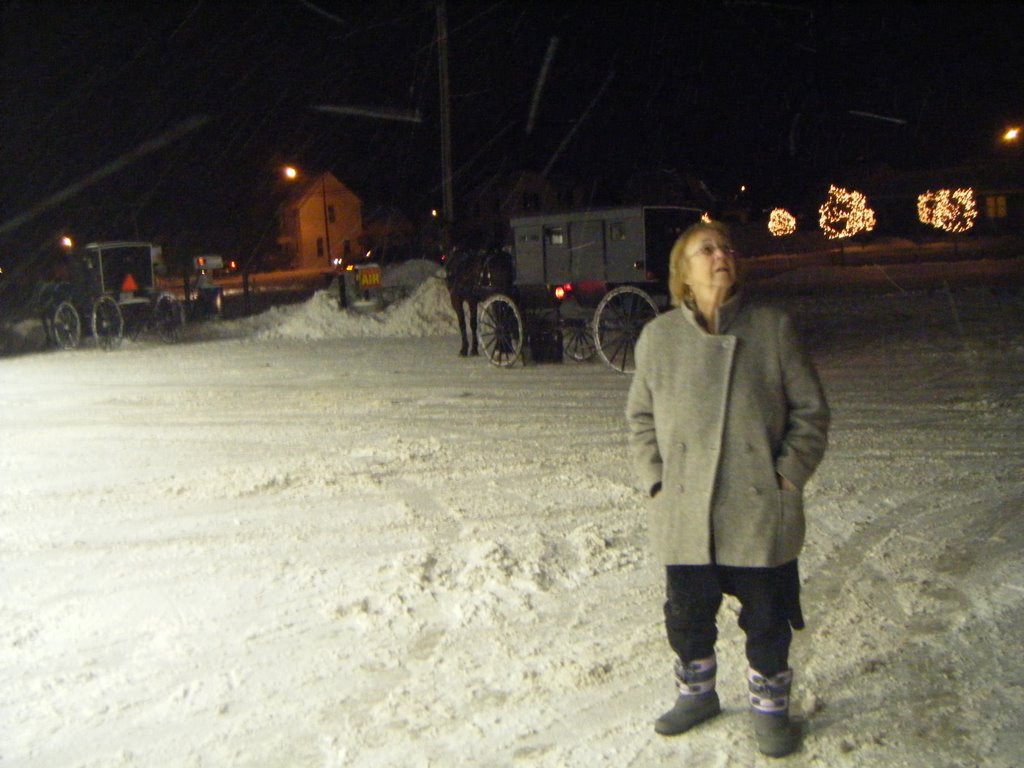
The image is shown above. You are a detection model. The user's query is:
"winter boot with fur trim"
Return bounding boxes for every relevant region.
[654,655,721,735]
[748,667,801,757]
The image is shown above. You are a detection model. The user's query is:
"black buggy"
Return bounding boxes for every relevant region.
[477,205,703,373]
[39,241,184,350]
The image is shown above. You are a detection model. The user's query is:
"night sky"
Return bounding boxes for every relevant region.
[1,0,1022,265]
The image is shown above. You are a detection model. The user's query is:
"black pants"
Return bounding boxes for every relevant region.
[664,561,803,678]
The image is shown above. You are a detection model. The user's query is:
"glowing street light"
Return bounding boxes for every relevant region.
[283,165,298,179]
[1003,127,1020,142]
[60,235,74,249]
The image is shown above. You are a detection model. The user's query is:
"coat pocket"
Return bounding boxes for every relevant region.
[776,489,806,563]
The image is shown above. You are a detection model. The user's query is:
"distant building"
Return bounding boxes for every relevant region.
[620,167,716,213]
[277,172,363,269]
[361,206,421,264]
[460,170,587,249]
[841,159,1024,236]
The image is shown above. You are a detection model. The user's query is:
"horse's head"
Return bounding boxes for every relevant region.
[445,246,477,282]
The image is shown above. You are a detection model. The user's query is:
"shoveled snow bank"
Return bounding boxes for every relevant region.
[247,260,456,341]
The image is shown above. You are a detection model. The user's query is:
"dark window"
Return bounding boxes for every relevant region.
[328,205,337,223]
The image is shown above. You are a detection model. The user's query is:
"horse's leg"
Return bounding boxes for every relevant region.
[468,298,479,355]
[452,295,469,356]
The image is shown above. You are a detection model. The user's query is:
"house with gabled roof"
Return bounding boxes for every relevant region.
[277,172,363,269]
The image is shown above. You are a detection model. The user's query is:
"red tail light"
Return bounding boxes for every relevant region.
[553,283,573,301]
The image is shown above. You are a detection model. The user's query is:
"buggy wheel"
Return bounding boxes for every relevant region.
[477,293,524,367]
[126,314,145,341]
[562,319,596,362]
[154,293,185,343]
[91,296,124,350]
[593,286,658,373]
[50,301,81,350]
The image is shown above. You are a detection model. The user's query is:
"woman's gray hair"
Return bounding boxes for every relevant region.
[667,219,739,307]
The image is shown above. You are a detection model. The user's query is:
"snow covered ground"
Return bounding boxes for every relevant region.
[2,261,1023,767]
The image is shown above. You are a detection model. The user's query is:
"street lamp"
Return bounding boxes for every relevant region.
[1003,127,1020,142]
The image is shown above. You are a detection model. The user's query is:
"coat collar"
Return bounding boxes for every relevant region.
[679,291,744,335]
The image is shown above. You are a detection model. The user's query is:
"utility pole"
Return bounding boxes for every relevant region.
[320,173,333,265]
[436,0,454,256]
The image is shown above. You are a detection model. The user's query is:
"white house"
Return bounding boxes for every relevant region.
[278,172,363,269]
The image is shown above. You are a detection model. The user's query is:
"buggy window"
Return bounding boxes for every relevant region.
[90,245,154,294]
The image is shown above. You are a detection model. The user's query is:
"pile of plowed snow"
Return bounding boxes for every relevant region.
[226,260,458,341]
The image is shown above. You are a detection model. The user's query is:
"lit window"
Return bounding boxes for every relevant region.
[986,195,1007,219]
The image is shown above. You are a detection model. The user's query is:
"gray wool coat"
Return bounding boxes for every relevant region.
[625,294,829,568]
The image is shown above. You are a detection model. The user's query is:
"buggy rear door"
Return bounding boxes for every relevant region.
[569,219,605,282]
[542,224,570,283]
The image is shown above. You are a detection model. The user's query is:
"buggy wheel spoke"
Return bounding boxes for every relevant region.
[562,320,596,362]
[154,294,185,343]
[477,294,523,368]
[91,296,124,351]
[50,301,81,350]
[593,286,658,373]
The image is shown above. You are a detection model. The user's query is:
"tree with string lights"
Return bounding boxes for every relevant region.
[917,188,977,233]
[768,208,797,236]
[918,187,977,255]
[818,185,876,241]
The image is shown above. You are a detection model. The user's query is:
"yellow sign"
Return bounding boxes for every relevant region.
[357,266,381,289]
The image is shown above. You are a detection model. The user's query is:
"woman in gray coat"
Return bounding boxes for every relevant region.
[626,220,829,758]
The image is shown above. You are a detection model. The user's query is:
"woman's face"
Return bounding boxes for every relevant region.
[684,230,736,292]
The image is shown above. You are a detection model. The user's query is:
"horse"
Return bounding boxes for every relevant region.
[444,247,514,356]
